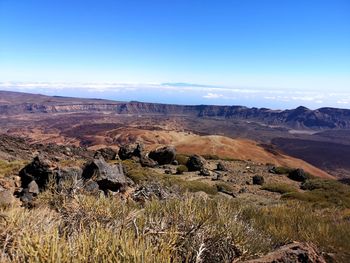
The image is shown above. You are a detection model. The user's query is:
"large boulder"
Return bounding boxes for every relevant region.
[186,155,206,171]
[149,146,176,165]
[245,242,327,263]
[118,143,144,160]
[82,158,133,192]
[94,147,118,161]
[19,156,54,189]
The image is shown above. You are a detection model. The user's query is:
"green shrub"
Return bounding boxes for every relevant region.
[175,154,189,165]
[176,165,188,174]
[271,166,293,174]
[282,179,350,208]
[262,183,298,194]
[202,154,220,160]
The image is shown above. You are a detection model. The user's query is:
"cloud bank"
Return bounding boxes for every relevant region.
[0,81,349,109]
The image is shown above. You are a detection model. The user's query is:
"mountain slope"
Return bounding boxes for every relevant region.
[1,90,350,129]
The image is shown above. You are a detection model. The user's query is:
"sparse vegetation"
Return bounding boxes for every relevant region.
[176,165,188,174]
[216,182,234,193]
[175,154,189,165]
[282,179,350,208]
[271,166,293,174]
[0,160,27,177]
[262,183,298,194]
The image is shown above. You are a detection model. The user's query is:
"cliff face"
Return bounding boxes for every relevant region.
[1,90,350,129]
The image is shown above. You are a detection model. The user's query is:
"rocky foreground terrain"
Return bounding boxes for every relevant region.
[0,133,350,262]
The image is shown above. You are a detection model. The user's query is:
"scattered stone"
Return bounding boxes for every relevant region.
[252,175,265,185]
[149,146,176,165]
[94,147,118,161]
[186,155,206,171]
[19,188,34,205]
[239,187,248,194]
[244,242,327,263]
[140,155,158,168]
[0,190,16,208]
[199,168,211,177]
[27,181,39,195]
[165,169,172,175]
[82,158,133,192]
[288,168,308,182]
[216,162,228,171]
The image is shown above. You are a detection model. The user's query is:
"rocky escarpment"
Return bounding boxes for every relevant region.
[2,90,350,129]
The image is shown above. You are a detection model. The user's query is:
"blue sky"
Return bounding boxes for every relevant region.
[0,0,349,108]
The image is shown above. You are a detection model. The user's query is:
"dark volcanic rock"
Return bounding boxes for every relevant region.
[252,175,265,185]
[19,156,54,189]
[118,143,144,160]
[245,242,327,263]
[149,146,176,165]
[95,147,118,161]
[288,168,308,182]
[82,158,133,192]
[140,155,158,168]
[216,162,228,171]
[186,155,206,171]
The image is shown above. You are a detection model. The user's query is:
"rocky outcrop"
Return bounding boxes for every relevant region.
[245,242,327,263]
[82,158,133,192]
[118,143,144,160]
[149,146,176,165]
[186,155,206,172]
[19,156,55,189]
[94,147,118,161]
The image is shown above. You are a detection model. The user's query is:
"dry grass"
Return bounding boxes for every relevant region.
[0,192,272,263]
[0,160,27,178]
[262,183,298,194]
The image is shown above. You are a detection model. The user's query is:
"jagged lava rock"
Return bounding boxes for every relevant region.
[118,143,144,160]
[186,155,206,171]
[94,147,118,161]
[82,158,133,192]
[19,156,54,189]
[149,146,176,165]
[216,161,228,171]
[140,155,158,168]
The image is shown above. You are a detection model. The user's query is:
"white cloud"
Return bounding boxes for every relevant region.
[203,93,223,99]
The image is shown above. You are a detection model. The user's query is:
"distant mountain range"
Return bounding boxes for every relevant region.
[1,90,350,130]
